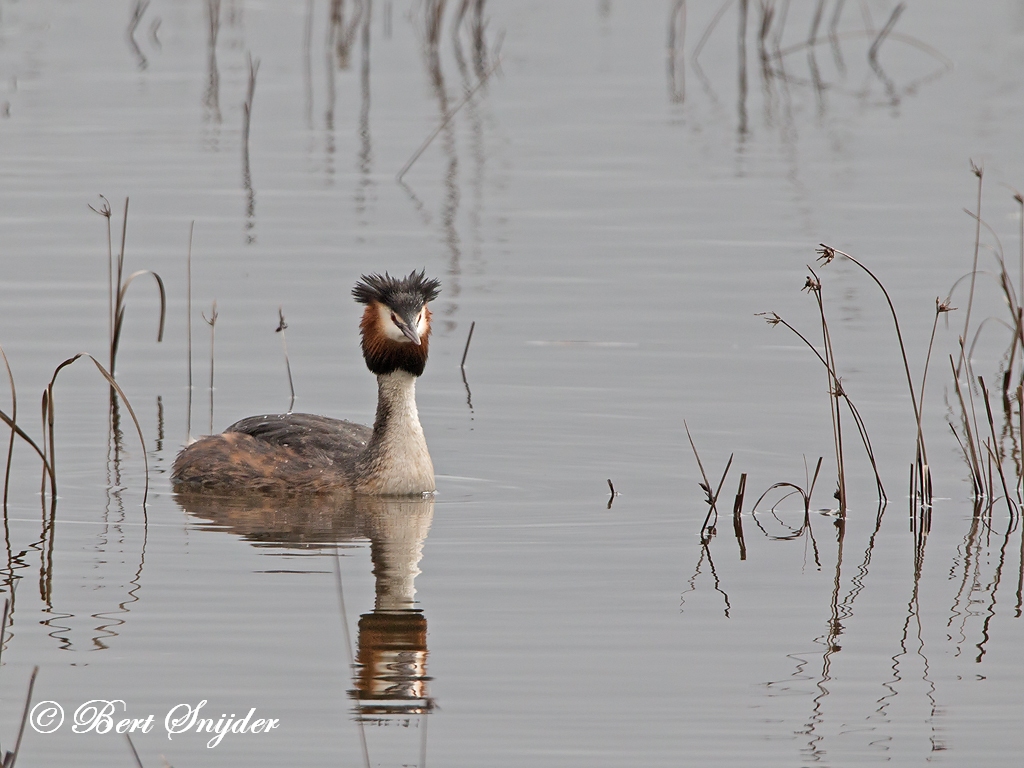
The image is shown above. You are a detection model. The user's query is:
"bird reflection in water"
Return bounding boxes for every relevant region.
[174,491,435,756]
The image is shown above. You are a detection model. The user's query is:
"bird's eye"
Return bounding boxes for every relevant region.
[390,313,399,325]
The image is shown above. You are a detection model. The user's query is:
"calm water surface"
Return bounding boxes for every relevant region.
[1,1,1023,765]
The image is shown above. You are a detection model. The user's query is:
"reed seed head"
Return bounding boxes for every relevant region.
[815,245,837,264]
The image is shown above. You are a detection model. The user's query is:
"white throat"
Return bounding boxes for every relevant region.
[357,370,435,495]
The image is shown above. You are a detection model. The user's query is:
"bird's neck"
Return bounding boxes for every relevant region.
[357,370,435,495]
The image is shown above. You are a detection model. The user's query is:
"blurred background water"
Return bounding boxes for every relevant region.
[1,0,1023,765]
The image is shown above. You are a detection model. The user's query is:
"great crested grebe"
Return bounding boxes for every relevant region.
[172,270,441,496]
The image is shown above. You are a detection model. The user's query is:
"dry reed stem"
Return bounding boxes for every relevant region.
[750,480,812,516]
[950,354,984,496]
[125,734,144,768]
[732,472,747,560]
[1015,189,1024,314]
[684,421,732,541]
[98,198,166,379]
[0,411,50,477]
[186,222,195,442]
[817,246,921,439]
[759,311,885,499]
[42,355,150,507]
[959,341,987,485]
[3,666,37,768]
[203,301,218,433]
[960,161,985,368]
[0,599,7,670]
[275,308,295,413]
[397,55,501,182]
[818,244,929,501]
[1019,384,1024,500]
[0,347,15,511]
[804,266,847,513]
[980,377,1017,517]
[88,196,115,349]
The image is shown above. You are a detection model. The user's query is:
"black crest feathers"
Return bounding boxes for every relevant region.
[352,270,441,310]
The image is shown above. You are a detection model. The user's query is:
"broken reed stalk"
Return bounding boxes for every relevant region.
[460,320,475,369]
[276,308,295,413]
[684,421,733,542]
[818,244,929,502]
[41,354,150,507]
[759,311,885,500]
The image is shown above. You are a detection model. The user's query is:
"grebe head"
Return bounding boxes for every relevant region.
[353,270,441,376]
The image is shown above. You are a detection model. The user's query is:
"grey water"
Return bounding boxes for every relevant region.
[0,0,1023,765]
